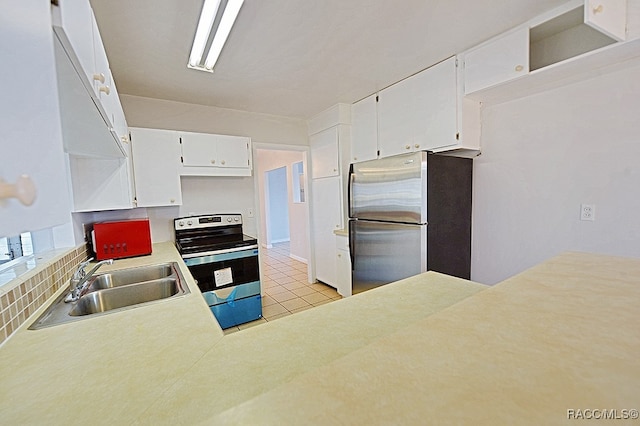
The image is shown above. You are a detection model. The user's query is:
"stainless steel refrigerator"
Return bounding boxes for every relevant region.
[348,151,472,294]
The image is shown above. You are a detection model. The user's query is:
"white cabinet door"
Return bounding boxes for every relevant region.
[180,132,251,175]
[91,14,112,103]
[54,0,94,85]
[181,132,217,167]
[377,73,416,158]
[310,127,340,179]
[1,1,71,237]
[130,128,182,207]
[419,57,458,151]
[311,176,343,288]
[216,135,251,169]
[585,0,627,41]
[464,27,529,94]
[335,234,352,297]
[351,95,378,163]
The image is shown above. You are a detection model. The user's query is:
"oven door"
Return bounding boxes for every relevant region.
[183,247,259,293]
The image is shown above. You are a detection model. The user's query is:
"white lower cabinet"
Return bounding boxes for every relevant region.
[130,128,182,207]
[311,176,343,288]
[335,233,352,297]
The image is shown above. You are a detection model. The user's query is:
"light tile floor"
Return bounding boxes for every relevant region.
[224,242,341,334]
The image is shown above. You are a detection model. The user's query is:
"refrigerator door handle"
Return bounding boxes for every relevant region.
[347,163,355,218]
[348,220,355,269]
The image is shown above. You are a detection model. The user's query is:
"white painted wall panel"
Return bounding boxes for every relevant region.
[472,62,640,284]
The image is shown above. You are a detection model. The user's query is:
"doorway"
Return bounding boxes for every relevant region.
[254,146,310,265]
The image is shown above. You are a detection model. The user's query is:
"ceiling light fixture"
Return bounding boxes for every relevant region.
[187,0,244,73]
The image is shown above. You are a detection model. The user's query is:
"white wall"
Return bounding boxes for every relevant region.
[85,95,309,242]
[255,148,309,262]
[471,63,640,284]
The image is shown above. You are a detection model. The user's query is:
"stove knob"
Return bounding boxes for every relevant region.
[227,217,232,222]
[187,220,193,226]
[234,217,240,222]
[178,221,184,227]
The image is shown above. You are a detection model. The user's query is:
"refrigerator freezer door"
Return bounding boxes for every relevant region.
[349,151,427,224]
[350,219,427,294]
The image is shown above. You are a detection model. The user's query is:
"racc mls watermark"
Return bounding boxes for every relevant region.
[567,408,639,420]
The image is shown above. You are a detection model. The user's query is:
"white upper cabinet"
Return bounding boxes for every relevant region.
[1,1,71,237]
[52,0,127,158]
[179,132,252,176]
[350,94,378,163]
[464,28,530,95]
[463,0,629,101]
[418,57,458,151]
[310,127,340,179]
[130,128,182,207]
[585,0,627,41]
[377,71,418,158]
[378,57,475,157]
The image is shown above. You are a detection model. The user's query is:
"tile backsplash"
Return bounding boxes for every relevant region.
[0,245,89,345]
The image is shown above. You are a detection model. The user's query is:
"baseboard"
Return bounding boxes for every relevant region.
[270,238,290,244]
[289,253,307,264]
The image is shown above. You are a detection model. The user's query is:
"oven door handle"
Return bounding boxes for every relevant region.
[183,246,259,267]
[181,244,259,260]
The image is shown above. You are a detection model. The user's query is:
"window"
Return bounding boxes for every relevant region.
[292,161,305,203]
[0,232,33,266]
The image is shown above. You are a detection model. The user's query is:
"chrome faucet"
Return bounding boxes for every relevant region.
[64,258,113,302]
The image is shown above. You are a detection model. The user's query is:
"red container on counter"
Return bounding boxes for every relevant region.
[91,219,152,260]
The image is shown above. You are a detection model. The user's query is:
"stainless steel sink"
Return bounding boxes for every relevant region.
[70,278,181,316]
[29,262,190,329]
[86,264,174,291]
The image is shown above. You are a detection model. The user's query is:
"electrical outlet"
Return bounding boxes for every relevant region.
[247,208,254,218]
[580,204,595,221]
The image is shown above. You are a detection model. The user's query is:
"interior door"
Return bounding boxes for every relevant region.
[350,219,427,294]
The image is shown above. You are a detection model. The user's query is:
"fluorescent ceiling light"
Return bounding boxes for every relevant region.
[188,0,244,73]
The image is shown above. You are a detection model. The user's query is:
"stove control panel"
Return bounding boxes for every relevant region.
[175,214,243,230]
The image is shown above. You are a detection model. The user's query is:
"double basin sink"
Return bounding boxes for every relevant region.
[29,262,190,329]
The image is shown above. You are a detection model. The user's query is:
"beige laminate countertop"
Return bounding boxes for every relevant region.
[2,246,639,425]
[0,242,485,425]
[214,252,640,425]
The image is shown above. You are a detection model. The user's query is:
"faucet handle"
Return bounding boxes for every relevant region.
[73,257,94,280]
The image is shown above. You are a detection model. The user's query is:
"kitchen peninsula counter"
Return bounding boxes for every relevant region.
[1,245,638,425]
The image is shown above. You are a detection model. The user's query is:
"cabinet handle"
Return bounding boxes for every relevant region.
[99,85,111,95]
[0,175,36,206]
[593,4,604,14]
[121,136,128,144]
[170,199,175,203]
[405,145,411,150]
[93,73,106,84]
[337,253,342,258]
[515,65,524,72]
[353,157,358,161]
[221,160,226,165]
[414,144,420,149]
[333,168,337,172]
[211,159,216,164]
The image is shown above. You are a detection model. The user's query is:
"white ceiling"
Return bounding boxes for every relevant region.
[90,0,568,120]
